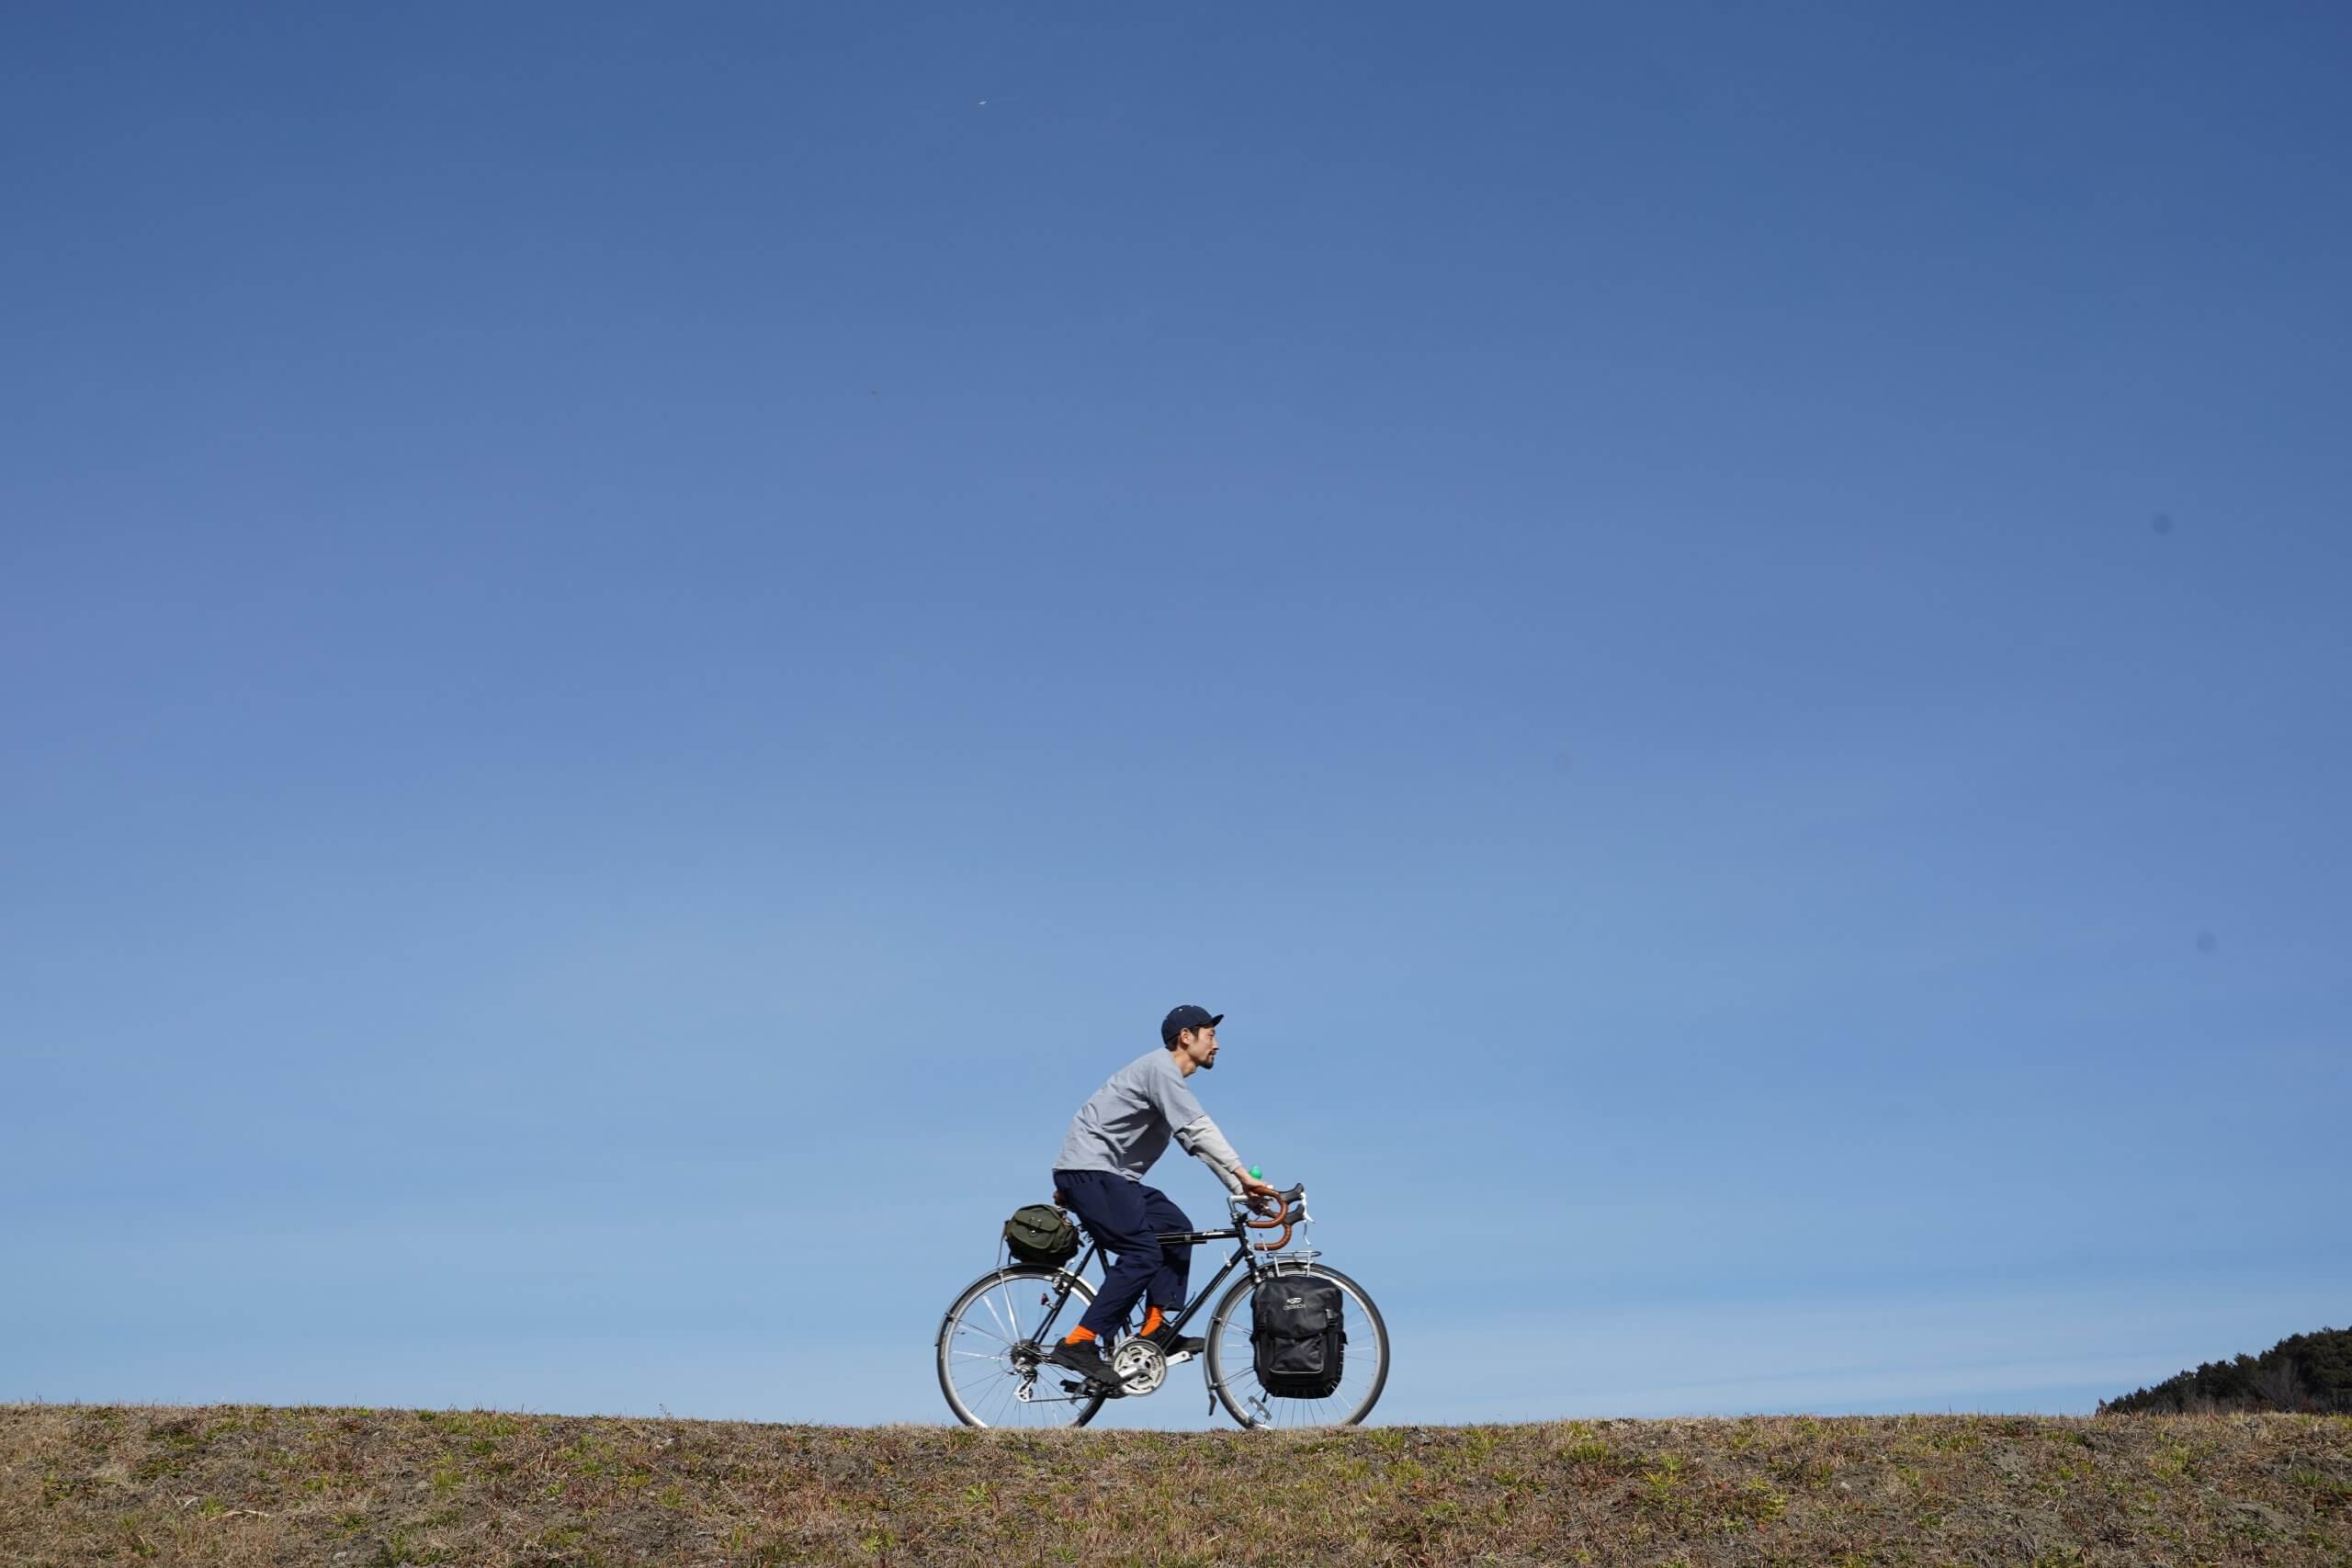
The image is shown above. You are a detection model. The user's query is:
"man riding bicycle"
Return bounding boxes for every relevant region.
[1045,1004,1283,1388]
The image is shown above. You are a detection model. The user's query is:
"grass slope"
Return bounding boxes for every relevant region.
[5,1405,2350,1566]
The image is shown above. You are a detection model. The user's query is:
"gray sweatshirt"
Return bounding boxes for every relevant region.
[1055,1048,1246,1193]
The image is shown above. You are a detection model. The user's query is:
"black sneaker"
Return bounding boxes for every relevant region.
[1142,1324,1205,1359]
[1044,1340,1123,1393]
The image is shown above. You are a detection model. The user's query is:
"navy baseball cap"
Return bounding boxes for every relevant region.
[1160,1004,1224,1043]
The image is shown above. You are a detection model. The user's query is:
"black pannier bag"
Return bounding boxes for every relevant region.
[1251,1272,1346,1397]
[1003,1203,1080,1267]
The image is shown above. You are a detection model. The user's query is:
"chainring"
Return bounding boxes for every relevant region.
[1111,1338,1167,1397]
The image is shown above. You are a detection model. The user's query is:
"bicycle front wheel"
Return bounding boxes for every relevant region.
[1205,1261,1389,1429]
[936,1266,1108,1428]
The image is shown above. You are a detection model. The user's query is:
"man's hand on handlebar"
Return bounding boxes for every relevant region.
[1237,1171,1283,1213]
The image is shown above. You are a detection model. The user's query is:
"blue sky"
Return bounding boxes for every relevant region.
[4,2,2347,1427]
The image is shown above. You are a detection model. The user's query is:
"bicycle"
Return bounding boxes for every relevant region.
[935,1183,1389,1428]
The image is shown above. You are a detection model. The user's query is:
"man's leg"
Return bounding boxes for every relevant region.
[1054,1171,1159,1342]
[1136,1185,1193,1320]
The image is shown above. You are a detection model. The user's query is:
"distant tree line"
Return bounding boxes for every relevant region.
[2100,1326,2352,1415]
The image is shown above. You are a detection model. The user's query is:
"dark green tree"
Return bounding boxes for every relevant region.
[2100,1326,2352,1414]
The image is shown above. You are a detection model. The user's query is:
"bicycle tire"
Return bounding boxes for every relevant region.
[936,1265,1110,1428]
[1204,1261,1388,1429]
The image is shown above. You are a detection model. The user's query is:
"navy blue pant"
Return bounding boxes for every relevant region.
[1053,1169,1193,1339]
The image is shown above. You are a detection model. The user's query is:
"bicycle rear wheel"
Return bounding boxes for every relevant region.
[1204,1261,1388,1428]
[936,1266,1109,1427]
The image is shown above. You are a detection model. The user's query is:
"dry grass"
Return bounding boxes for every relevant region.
[4,1404,2348,1565]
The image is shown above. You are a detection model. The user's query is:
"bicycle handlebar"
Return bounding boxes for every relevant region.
[1229,1182,1305,1206]
[1230,1183,1309,1250]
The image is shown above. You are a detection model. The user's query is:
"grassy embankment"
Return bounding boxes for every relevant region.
[5,1404,2349,1565]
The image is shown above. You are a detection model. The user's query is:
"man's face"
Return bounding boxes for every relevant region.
[1179,1025,1219,1069]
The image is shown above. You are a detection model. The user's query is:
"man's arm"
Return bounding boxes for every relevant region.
[1156,1061,1282,1205]
[1172,1114,1249,1193]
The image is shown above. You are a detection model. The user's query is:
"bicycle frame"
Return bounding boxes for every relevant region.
[1026,1211,1300,1348]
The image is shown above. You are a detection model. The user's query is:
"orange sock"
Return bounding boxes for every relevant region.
[1062,1325,1097,1345]
[1139,1306,1165,1337]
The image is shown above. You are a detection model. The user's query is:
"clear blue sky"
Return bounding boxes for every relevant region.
[5,3,2347,1427]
